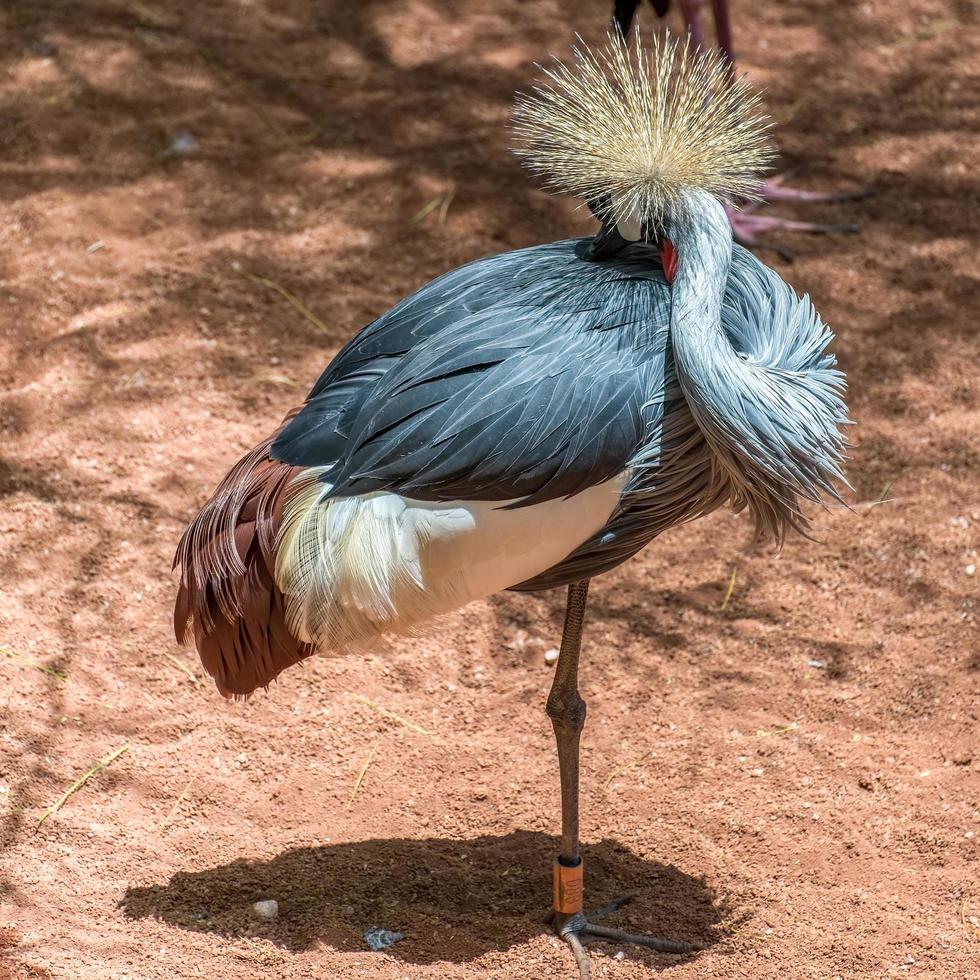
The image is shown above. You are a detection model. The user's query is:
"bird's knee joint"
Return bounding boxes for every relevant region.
[547,691,587,733]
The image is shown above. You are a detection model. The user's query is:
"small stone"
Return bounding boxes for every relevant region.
[364,927,403,951]
[252,900,279,921]
[31,40,58,57]
[544,648,559,667]
[808,658,826,669]
[165,128,199,157]
[966,564,976,577]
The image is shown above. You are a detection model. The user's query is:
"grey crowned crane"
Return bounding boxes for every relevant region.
[174,33,848,976]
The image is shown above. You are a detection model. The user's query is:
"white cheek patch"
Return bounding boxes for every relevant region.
[612,195,643,242]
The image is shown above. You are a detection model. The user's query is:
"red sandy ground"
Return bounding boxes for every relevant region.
[0,1,977,978]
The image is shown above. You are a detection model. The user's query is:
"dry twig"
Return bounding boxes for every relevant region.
[37,744,130,829]
[754,723,799,738]
[1,645,68,683]
[347,739,381,807]
[721,568,737,611]
[350,693,432,736]
[604,749,655,790]
[410,186,455,225]
[159,776,196,830]
[164,652,199,686]
[239,270,329,333]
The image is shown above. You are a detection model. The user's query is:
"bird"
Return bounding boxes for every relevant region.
[173,31,848,978]
[613,0,870,257]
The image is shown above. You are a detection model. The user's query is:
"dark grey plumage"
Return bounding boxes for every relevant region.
[272,234,846,593]
[274,240,668,507]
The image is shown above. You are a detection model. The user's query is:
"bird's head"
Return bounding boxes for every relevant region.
[512,32,775,280]
[584,192,676,276]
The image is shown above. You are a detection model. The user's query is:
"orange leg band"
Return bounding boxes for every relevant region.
[552,858,584,915]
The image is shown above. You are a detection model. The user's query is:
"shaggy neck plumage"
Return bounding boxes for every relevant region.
[668,189,735,369]
[667,188,847,542]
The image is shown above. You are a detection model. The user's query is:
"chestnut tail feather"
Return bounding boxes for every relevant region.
[173,413,315,698]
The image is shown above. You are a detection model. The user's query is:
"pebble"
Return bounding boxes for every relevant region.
[252,900,279,921]
[31,40,59,57]
[364,927,403,951]
[544,648,559,666]
[166,128,200,157]
[966,564,976,577]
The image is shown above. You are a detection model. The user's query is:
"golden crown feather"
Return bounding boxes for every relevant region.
[512,31,777,226]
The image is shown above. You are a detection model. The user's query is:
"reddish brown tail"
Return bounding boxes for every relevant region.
[173,414,315,698]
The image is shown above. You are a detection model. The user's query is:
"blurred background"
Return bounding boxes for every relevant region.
[0,2,977,978]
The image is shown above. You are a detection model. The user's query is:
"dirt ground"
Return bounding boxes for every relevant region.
[0,1,977,978]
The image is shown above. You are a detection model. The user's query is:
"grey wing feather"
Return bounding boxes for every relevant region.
[273,240,673,510]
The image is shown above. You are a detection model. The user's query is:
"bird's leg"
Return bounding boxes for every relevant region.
[710,0,735,67]
[546,581,698,979]
[677,0,709,53]
[675,0,872,253]
[725,199,862,262]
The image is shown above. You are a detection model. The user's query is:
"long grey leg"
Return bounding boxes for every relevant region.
[545,582,700,976]
[547,579,590,873]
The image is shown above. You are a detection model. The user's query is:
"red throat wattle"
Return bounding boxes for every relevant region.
[661,238,678,284]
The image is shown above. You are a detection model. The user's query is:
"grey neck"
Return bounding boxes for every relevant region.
[668,188,734,366]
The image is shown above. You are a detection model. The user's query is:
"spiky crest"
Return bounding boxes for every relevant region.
[512,32,776,226]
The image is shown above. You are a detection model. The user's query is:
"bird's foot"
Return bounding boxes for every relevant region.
[728,178,873,261]
[550,897,699,979]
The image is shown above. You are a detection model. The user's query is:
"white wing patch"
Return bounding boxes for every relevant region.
[275,471,627,653]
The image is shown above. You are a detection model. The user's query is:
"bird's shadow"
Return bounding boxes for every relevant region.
[122,831,732,966]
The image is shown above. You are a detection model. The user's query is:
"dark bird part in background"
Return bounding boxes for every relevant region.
[613,0,872,259]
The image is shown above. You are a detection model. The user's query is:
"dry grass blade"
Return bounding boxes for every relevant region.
[164,652,199,686]
[2,645,68,683]
[755,722,799,738]
[239,270,329,333]
[36,744,130,829]
[350,692,433,736]
[347,738,381,807]
[721,568,737,611]
[961,898,980,939]
[159,776,196,830]
[410,186,455,225]
[410,196,442,223]
[603,749,655,790]
[436,186,455,224]
[773,92,814,126]
[859,478,897,516]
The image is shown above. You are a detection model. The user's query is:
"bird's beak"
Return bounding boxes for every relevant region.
[589,219,630,261]
[660,238,678,284]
